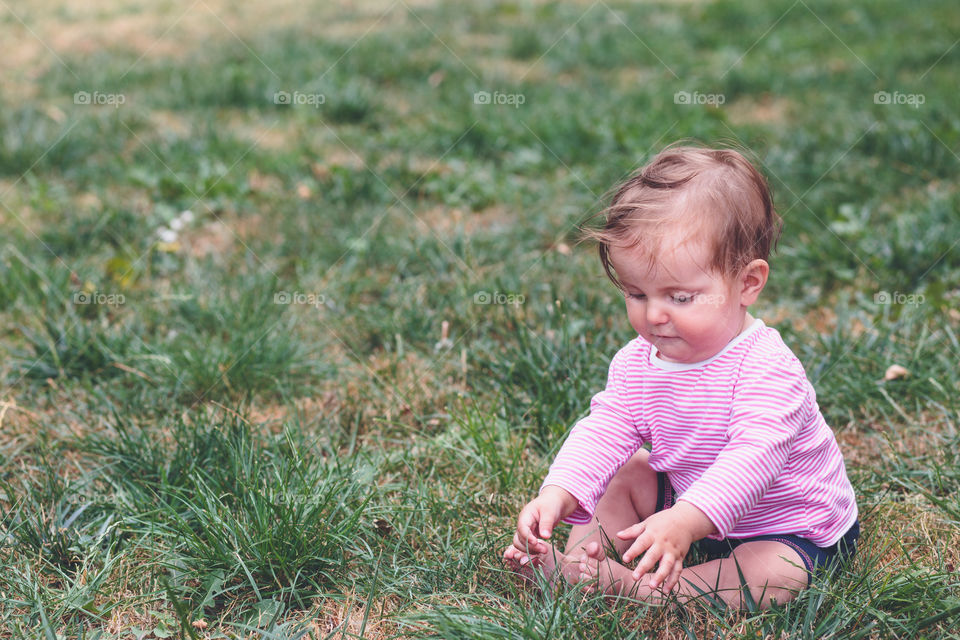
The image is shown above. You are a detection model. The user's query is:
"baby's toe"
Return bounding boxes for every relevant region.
[576,563,599,591]
[583,541,606,561]
[502,546,523,566]
[569,553,591,576]
[503,546,541,581]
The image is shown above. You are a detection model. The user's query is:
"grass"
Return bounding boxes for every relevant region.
[1,0,960,637]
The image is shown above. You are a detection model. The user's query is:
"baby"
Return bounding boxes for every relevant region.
[503,145,859,609]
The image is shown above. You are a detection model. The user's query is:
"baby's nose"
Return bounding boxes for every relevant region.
[646,301,669,325]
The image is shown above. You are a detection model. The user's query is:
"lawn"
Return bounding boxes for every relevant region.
[1,0,960,637]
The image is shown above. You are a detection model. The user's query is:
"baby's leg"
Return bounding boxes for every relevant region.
[564,448,659,557]
[504,448,660,595]
[576,539,808,607]
[559,448,659,595]
[676,540,808,609]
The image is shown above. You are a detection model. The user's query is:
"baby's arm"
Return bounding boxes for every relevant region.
[616,500,717,592]
[510,344,642,557]
[540,344,643,523]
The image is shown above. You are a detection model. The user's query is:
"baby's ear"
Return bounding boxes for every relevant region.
[738,259,769,305]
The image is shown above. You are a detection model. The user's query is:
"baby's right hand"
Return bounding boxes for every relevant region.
[512,485,578,555]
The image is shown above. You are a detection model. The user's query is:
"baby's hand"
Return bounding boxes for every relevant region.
[512,485,578,556]
[616,501,716,594]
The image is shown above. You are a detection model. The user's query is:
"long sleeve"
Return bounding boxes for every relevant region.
[540,344,644,524]
[677,353,807,539]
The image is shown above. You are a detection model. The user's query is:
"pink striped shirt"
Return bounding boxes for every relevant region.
[543,318,858,546]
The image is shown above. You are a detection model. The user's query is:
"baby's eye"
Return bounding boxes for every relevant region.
[627,292,646,300]
[672,293,694,304]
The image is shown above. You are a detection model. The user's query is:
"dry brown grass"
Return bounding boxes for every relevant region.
[416,203,517,236]
[310,593,402,639]
[726,95,794,127]
[1,0,307,66]
[861,498,959,571]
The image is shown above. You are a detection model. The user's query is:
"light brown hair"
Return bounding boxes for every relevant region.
[584,144,782,289]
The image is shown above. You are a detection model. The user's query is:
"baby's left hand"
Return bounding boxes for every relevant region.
[616,501,716,594]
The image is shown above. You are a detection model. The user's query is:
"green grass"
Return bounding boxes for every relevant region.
[2,0,960,637]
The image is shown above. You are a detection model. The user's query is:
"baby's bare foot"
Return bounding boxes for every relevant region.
[502,542,585,593]
[502,544,538,581]
[575,541,647,598]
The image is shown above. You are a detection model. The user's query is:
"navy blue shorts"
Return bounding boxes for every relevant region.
[655,472,859,585]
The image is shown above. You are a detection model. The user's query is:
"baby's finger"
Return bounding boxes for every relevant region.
[661,559,684,594]
[514,531,542,555]
[516,513,545,551]
[513,531,536,554]
[632,544,661,579]
[647,552,675,590]
[517,509,537,540]
[512,532,525,551]
[622,533,652,564]
[538,510,558,540]
[616,522,645,540]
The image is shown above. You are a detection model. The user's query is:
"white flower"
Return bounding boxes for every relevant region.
[157,227,178,243]
[178,209,195,224]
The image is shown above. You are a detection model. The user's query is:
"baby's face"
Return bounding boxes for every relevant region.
[609,237,749,363]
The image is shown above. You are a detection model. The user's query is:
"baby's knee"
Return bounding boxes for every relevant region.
[727,543,808,608]
[606,450,657,507]
[608,449,655,490]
